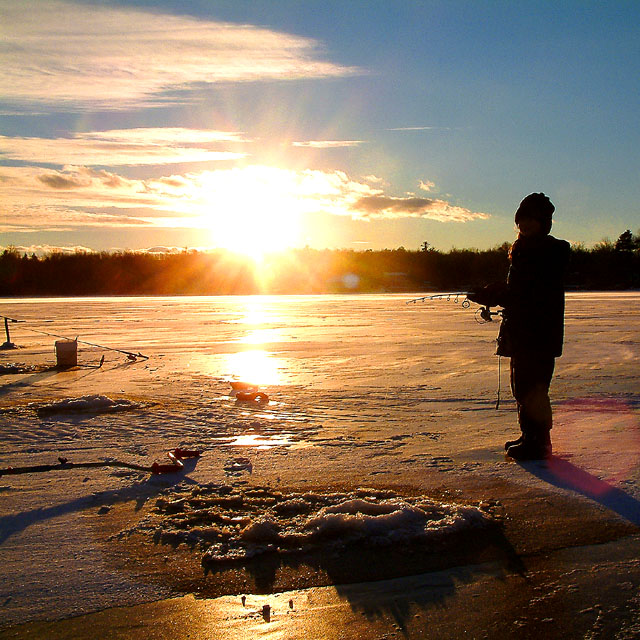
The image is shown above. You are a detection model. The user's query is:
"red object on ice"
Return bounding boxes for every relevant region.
[150,448,201,474]
[173,448,200,459]
[235,391,269,404]
[151,461,182,474]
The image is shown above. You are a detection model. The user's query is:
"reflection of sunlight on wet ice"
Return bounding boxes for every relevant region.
[236,298,273,326]
[225,433,294,449]
[240,328,282,344]
[226,349,285,386]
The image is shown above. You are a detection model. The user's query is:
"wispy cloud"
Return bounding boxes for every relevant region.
[0,128,248,166]
[292,140,366,148]
[362,175,387,186]
[0,0,361,109]
[0,165,488,234]
[387,126,451,131]
[1,204,151,233]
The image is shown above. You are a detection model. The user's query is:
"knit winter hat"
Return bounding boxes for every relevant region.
[515,192,554,234]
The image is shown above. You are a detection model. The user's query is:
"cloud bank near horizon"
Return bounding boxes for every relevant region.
[0,244,200,256]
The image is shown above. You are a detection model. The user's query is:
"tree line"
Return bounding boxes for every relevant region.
[1,230,638,296]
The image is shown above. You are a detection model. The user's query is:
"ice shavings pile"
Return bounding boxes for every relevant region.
[121,485,493,565]
[33,395,142,416]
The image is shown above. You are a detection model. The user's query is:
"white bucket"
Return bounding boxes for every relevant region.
[55,339,78,367]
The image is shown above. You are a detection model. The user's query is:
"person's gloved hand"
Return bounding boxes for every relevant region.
[467,282,506,306]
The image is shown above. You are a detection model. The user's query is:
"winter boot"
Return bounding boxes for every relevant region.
[507,432,551,460]
[504,434,523,451]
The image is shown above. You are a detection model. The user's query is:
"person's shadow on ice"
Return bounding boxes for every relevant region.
[520,456,640,526]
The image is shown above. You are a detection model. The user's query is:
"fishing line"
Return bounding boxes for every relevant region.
[0,314,149,361]
[496,356,502,409]
[406,294,505,408]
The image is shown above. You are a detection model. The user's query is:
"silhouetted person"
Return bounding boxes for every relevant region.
[469,193,570,460]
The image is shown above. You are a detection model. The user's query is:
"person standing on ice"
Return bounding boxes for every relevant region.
[468,193,570,460]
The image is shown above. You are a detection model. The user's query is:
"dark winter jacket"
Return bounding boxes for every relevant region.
[471,234,571,358]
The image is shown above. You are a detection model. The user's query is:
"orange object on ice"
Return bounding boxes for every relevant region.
[235,391,269,404]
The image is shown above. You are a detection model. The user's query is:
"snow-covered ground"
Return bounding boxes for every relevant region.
[0,293,639,634]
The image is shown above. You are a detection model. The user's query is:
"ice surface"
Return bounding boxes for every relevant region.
[0,293,638,626]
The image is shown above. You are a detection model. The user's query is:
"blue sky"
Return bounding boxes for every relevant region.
[1,0,638,255]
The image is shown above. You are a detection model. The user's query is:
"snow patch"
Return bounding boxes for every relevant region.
[33,395,142,416]
[0,363,41,374]
[121,485,492,566]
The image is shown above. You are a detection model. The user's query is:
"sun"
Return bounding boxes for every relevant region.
[196,166,305,259]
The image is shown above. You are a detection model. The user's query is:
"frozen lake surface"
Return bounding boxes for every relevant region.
[1,292,638,456]
[0,292,639,627]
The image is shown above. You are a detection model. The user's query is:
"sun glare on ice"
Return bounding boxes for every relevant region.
[225,349,284,386]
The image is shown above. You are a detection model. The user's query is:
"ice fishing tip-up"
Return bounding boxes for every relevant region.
[1,315,22,350]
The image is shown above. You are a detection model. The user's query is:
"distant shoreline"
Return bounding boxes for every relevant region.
[2,244,638,296]
[2,288,640,301]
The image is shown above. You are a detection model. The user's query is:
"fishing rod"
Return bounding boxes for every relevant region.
[406,292,471,307]
[406,293,502,324]
[0,314,149,361]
